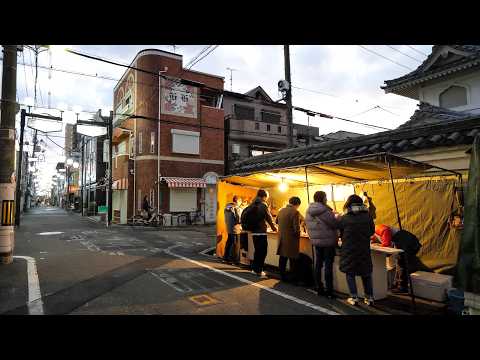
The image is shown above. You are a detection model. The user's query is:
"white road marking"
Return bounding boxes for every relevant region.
[37,232,64,235]
[13,256,44,315]
[149,271,190,293]
[163,246,339,315]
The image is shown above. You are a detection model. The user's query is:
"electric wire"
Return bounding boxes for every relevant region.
[358,45,414,70]
[385,45,422,63]
[407,45,429,57]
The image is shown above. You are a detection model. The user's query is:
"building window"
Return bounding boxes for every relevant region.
[277,126,282,133]
[232,143,240,155]
[129,136,135,158]
[171,129,200,155]
[255,122,260,130]
[261,110,281,124]
[251,149,272,157]
[266,124,271,132]
[439,85,468,108]
[150,132,155,154]
[138,131,143,154]
[234,104,255,120]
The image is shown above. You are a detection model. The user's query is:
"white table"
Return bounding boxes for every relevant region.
[240,232,403,300]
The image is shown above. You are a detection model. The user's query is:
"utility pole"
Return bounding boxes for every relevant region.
[15,110,26,226]
[284,45,294,148]
[80,136,85,216]
[0,45,18,264]
[107,111,113,227]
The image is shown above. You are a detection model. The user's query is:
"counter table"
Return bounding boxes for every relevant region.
[239,231,403,300]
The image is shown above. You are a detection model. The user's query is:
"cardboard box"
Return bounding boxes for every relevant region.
[411,271,453,302]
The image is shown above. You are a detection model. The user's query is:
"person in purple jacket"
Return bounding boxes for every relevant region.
[305,191,339,299]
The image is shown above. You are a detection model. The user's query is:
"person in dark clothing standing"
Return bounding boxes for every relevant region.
[142,195,151,218]
[276,197,302,283]
[223,195,242,263]
[241,189,277,278]
[391,229,421,293]
[305,191,339,298]
[338,194,376,306]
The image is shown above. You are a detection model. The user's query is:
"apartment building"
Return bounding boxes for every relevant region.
[112,49,224,224]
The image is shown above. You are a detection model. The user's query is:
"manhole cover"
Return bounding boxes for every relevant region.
[189,294,220,306]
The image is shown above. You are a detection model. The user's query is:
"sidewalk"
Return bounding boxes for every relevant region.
[0,257,29,313]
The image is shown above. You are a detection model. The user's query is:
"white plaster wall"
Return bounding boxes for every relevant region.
[419,72,480,114]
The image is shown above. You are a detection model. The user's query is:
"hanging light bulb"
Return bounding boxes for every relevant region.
[278,178,288,192]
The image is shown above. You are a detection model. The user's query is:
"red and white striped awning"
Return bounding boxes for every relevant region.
[161,177,207,188]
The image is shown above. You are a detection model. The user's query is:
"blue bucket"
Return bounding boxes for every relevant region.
[447,288,465,314]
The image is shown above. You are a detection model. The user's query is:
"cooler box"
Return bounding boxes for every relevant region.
[410,271,453,302]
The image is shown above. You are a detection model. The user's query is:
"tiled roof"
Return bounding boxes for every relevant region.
[398,102,477,128]
[230,116,480,174]
[382,45,480,92]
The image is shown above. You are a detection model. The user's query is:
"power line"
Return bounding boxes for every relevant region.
[350,106,378,118]
[291,85,411,111]
[187,45,219,69]
[184,46,212,69]
[407,45,429,57]
[385,45,422,62]
[358,45,414,71]
[0,57,221,101]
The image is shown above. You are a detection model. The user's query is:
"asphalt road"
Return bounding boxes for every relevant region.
[0,207,393,315]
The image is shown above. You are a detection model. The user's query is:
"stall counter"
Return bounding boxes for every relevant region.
[239,231,403,300]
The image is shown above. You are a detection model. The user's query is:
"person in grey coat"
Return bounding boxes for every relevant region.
[338,194,375,306]
[305,191,339,298]
[223,195,241,263]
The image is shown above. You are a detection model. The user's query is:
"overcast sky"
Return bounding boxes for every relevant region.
[5,44,433,195]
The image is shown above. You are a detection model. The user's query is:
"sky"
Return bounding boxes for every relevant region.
[3,44,433,195]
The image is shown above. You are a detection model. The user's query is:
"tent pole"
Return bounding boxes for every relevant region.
[387,155,416,313]
[304,166,315,287]
[386,157,402,230]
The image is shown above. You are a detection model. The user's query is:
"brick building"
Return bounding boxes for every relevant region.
[112,49,224,224]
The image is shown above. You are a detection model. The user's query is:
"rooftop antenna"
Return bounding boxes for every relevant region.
[226,67,238,91]
[171,45,180,54]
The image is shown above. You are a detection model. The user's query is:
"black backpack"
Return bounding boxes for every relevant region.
[241,203,259,231]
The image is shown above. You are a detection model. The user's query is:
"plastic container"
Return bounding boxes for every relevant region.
[410,271,453,302]
[163,213,172,227]
[171,215,178,227]
[447,288,465,314]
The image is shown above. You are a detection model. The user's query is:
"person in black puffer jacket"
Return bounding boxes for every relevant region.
[338,194,375,306]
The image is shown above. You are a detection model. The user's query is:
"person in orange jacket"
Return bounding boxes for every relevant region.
[371,224,401,247]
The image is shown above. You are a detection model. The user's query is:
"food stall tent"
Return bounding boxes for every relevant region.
[216,153,463,303]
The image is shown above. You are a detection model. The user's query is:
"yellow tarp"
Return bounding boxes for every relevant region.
[216,181,258,258]
[355,179,462,273]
